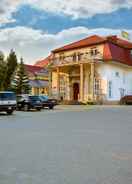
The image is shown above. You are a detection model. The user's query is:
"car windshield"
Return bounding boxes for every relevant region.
[17,95,29,101]
[40,96,49,100]
[0,92,16,100]
[29,96,40,101]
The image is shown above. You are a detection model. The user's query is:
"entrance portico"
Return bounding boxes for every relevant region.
[51,62,96,103]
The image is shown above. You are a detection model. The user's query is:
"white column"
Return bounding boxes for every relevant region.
[48,69,52,97]
[80,63,84,101]
[90,62,95,101]
[57,67,60,99]
[66,73,70,100]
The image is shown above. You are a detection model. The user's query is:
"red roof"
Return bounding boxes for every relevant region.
[103,43,132,66]
[52,35,132,53]
[35,55,51,67]
[52,35,106,53]
[113,37,132,49]
[33,35,132,67]
[51,34,132,66]
[24,64,44,75]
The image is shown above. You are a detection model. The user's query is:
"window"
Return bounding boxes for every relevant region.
[59,53,64,60]
[108,81,112,98]
[0,92,16,100]
[90,49,94,56]
[60,75,66,99]
[115,72,119,77]
[73,53,76,61]
[90,47,98,56]
[119,88,125,98]
[77,53,81,61]
[94,79,100,95]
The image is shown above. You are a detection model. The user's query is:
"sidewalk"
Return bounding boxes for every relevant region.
[54,105,93,111]
[54,104,130,111]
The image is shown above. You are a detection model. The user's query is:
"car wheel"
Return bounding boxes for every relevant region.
[123,100,127,105]
[36,107,41,111]
[23,104,29,111]
[6,110,13,115]
[49,106,54,110]
[16,106,21,111]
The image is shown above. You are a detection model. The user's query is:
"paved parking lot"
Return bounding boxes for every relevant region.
[0,105,132,184]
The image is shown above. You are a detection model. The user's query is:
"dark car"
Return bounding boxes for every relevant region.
[120,95,132,105]
[38,95,57,109]
[0,91,16,115]
[17,95,42,111]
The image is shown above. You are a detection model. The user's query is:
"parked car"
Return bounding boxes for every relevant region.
[120,95,132,105]
[17,94,42,111]
[38,95,57,109]
[49,97,58,106]
[0,91,16,115]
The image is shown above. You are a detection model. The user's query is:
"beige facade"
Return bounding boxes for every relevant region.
[50,44,105,103]
[49,33,132,104]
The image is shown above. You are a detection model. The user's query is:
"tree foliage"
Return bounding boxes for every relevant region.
[12,58,30,94]
[0,52,6,90]
[4,50,18,90]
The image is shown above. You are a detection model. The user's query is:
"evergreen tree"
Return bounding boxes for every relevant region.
[4,49,17,90]
[12,58,30,94]
[0,51,6,90]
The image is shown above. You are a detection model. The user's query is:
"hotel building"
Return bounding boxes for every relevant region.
[46,35,132,104]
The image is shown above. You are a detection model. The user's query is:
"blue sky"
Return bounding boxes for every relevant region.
[2,5,132,33]
[0,0,132,64]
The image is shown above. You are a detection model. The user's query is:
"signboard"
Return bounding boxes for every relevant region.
[121,31,130,40]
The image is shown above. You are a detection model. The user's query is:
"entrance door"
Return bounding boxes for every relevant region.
[73,83,79,101]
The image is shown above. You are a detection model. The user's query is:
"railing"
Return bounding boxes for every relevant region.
[79,52,103,63]
[52,52,103,66]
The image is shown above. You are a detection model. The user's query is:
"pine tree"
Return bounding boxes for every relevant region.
[0,51,6,91]
[4,49,18,90]
[12,58,30,94]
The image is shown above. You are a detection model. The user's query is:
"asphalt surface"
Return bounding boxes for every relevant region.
[0,106,132,184]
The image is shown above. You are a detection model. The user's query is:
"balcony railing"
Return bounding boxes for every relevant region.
[52,52,103,66]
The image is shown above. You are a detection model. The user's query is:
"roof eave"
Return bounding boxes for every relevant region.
[52,41,106,53]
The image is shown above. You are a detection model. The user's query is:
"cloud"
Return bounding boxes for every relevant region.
[26,0,132,19]
[25,0,132,19]
[0,0,22,24]
[0,0,132,24]
[0,26,132,64]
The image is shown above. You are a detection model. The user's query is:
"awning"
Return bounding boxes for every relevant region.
[29,80,49,88]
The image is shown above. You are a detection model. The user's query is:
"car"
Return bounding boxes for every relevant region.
[0,91,16,115]
[17,94,43,111]
[120,95,132,105]
[38,95,57,109]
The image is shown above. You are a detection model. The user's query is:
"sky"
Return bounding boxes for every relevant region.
[0,0,132,64]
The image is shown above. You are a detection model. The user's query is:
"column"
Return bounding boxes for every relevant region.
[57,67,60,99]
[80,63,84,101]
[48,69,52,97]
[90,62,95,101]
[66,73,70,100]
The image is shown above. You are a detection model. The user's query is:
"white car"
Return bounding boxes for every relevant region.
[0,91,16,115]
